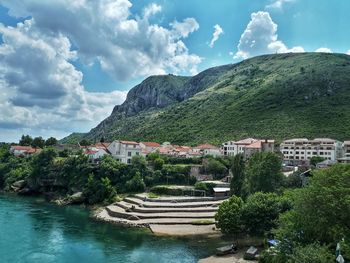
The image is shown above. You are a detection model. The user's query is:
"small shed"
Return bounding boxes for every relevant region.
[213,187,231,198]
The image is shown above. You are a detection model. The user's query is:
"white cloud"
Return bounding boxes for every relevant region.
[266,0,295,10]
[0,0,202,141]
[315,47,332,53]
[209,24,224,48]
[0,0,201,80]
[347,50,350,55]
[234,11,304,59]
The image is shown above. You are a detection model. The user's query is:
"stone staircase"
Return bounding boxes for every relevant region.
[102,194,226,228]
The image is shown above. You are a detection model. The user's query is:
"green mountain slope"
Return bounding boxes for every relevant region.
[62,53,350,145]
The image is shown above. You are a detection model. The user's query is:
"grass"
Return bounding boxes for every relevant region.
[147,192,159,199]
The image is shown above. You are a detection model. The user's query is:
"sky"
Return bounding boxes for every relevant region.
[0,0,350,142]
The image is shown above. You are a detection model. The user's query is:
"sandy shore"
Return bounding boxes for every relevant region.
[149,224,221,237]
[198,252,257,263]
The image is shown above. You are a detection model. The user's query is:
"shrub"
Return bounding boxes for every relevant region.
[215,195,244,234]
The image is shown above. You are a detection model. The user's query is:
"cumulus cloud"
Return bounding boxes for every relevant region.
[0,0,201,80]
[0,0,202,141]
[347,50,350,55]
[209,24,223,48]
[266,0,295,10]
[315,47,332,53]
[234,11,304,59]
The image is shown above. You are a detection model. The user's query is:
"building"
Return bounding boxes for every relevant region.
[221,138,275,158]
[139,142,160,156]
[9,145,41,157]
[107,140,142,164]
[81,142,111,161]
[280,138,343,164]
[193,144,221,157]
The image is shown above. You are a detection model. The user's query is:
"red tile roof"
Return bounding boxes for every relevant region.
[140,142,160,147]
[195,144,219,150]
[245,140,262,149]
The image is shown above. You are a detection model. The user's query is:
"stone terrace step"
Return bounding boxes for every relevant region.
[115,201,218,213]
[123,197,223,208]
[106,205,215,220]
[134,194,222,203]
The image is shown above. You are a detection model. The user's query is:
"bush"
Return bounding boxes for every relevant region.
[83,175,117,204]
[154,158,165,170]
[215,195,244,234]
[288,244,333,263]
[125,172,146,193]
[241,192,282,236]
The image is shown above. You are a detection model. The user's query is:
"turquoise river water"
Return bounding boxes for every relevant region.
[0,194,224,263]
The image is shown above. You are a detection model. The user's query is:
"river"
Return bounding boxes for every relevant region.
[0,194,224,263]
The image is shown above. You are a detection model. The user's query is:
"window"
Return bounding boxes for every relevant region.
[136,152,139,156]
[128,152,132,157]
[127,159,131,164]
[133,145,136,148]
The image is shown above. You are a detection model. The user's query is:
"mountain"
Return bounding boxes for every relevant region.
[61,53,350,145]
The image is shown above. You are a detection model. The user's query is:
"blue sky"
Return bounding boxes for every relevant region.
[0,0,349,142]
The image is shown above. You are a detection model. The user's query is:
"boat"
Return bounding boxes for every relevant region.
[216,243,238,256]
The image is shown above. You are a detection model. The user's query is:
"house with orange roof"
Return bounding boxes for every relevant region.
[10,145,41,157]
[139,142,160,156]
[107,140,142,164]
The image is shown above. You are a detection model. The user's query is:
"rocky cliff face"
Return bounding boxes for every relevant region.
[111,74,190,117]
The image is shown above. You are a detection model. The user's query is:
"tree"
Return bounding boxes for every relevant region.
[215,195,244,234]
[45,137,58,146]
[310,156,325,166]
[288,244,333,263]
[154,158,164,170]
[83,174,117,204]
[19,135,33,146]
[131,155,147,171]
[79,139,91,146]
[230,153,245,196]
[246,152,283,194]
[204,158,228,179]
[125,172,146,192]
[32,137,45,148]
[276,164,350,247]
[241,192,282,236]
[100,137,105,143]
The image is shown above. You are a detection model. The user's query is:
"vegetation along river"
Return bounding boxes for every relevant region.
[0,194,224,263]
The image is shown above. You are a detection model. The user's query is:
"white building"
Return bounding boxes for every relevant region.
[221,138,274,158]
[193,144,221,157]
[338,141,350,163]
[10,145,41,157]
[280,138,343,163]
[107,140,142,164]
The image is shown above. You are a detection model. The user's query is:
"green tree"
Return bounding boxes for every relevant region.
[310,156,325,166]
[125,172,146,192]
[154,158,165,170]
[241,192,282,236]
[19,135,33,146]
[230,153,245,196]
[276,164,350,247]
[131,155,147,171]
[83,174,117,204]
[45,137,58,146]
[288,244,333,263]
[79,139,91,146]
[204,158,228,179]
[215,195,244,234]
[246,152,283,194]
[32,136,45,148]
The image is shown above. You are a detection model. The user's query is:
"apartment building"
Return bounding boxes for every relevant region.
[107,140,142,164]
[221,138,275,158]
[280,138,342,163]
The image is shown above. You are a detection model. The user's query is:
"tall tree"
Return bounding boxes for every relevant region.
[230,153,245,196]
[31,137,45,148]
[246,152,283,194]
[45,137,58,146]
[19,135,33,146]
[79,139,91,146]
